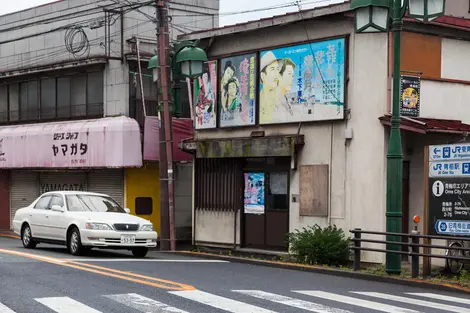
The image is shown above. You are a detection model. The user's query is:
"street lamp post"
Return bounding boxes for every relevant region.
[148,39,207,251]
[350,0,445,274]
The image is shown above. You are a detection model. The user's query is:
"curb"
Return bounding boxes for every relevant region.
[173,250,470,295]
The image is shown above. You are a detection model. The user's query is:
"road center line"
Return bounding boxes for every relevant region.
[0,249,195,291]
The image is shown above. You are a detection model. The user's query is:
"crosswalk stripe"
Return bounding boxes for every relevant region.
[169,290,278,313]
[104,293,189,313]
[406,293,470,305]
[352,292,470,313]
[293,291,421,313]
[35,297,102,313]
[0,302,16,313]
[233,290,354,313]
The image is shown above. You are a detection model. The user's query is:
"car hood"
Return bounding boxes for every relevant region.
[74,212,152,225]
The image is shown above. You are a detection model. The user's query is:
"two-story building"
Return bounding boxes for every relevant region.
[0,0,220,242]
[179,1,470,263]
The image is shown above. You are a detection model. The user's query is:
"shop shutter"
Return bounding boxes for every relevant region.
[87,169,124,206]
[10,171,39,228]
[38,171,87,194]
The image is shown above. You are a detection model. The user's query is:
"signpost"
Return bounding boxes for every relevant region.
[428,144,470,236]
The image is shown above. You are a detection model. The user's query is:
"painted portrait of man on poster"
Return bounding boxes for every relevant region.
[259,38,345,125]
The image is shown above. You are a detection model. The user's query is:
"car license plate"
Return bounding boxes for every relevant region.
[120,235,135,244]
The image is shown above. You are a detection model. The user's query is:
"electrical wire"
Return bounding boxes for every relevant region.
[295,1,343,105]
[0,18,154,71]
[64,25,91,59]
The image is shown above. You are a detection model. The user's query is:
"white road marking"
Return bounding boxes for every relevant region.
[294,291,421,313]
[406,293,470,305]
[64,258,229,263]
[105,293,188,313]
[233,290,353,313]
[0,302,16,313]
[35,297,102,313]
[352,292,470,313]
[169,290,278,313]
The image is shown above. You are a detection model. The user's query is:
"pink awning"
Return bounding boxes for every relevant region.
[0,116,143,168]
[143,116,194,162]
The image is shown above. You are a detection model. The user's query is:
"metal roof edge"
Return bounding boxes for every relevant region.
[177,1,351,41]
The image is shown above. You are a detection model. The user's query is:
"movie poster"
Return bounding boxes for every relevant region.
[219,54,257,127]
[259,38,345,124]
[194,60,217,129]
[244,172,265,215]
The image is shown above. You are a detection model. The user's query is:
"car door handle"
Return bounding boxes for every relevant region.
[45,216,49,218]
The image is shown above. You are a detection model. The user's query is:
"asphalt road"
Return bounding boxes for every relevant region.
[0,235,469,313]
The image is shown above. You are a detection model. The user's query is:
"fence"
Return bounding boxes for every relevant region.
[350,228,470,278]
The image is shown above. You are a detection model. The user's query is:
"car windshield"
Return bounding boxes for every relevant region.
[65,194,125,213]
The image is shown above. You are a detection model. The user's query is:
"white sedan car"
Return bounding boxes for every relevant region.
[12,191,158,258]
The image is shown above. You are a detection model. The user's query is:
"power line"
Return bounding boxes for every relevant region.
[0,19,154,71]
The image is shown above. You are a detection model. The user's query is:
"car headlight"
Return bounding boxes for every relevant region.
[85,222,113,230]
[140,224,154,231]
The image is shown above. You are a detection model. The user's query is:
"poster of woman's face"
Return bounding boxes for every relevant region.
[195,61,217,129]
[219,54,257,128]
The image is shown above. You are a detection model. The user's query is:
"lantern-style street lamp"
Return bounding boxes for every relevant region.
[349,0,445,275]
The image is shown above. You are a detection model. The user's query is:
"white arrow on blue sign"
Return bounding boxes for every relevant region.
[429,144,470,161]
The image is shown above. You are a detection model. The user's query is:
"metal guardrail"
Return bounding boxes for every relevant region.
[350,228,470,278]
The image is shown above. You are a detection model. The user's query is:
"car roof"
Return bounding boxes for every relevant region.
[40,191,109,197]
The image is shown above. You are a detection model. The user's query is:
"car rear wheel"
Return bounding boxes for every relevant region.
[21,224,36,249]
[132,247,148,258]
[68,227,84,256]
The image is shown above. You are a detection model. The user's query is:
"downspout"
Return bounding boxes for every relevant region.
[192,158,196,247]
[328,122,334,226]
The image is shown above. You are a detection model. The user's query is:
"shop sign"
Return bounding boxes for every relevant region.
[400,75,420,117]
[0,116,142,169]
[40,183,87,194]
[428,144,470,236]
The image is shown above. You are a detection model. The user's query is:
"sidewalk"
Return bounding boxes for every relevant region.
[171,247,470,295]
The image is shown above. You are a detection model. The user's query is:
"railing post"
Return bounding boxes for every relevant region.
[353,228,361,271]
[411,230,419,278]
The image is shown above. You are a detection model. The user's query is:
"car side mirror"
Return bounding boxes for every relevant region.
[124,208,131,214]
[51,205,65,213]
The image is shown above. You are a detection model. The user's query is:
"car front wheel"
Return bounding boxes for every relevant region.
[68,227,84,256]
[132,247,148,258]
[21,224,36,249]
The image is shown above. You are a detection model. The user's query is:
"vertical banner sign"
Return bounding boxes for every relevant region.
[259,38,345,125]
[194,61,217,129]
[428,144,470,236]
[244,173,265,215]
[400,75,420,117]
[219,54,257,127]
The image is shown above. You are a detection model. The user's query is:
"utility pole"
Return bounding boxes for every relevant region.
[156,0,176,251]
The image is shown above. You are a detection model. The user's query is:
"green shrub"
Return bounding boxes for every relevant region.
[287,224,351,266]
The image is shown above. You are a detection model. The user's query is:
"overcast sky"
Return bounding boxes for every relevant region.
[1,0,342,26]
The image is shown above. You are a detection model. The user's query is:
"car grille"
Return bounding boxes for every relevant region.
[113,223,139,231]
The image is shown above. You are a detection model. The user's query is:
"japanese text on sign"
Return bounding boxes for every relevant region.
[52,132,88,165]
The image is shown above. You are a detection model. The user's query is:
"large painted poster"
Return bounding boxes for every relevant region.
[219,54,257,127]
[259,38,345,125]
[195,61,217,129]
[244,172,265,215]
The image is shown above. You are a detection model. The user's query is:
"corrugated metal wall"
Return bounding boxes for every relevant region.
[10,171,39,228]
[88,169,124,206]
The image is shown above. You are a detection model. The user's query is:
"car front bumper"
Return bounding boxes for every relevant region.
[80,229,158,248]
